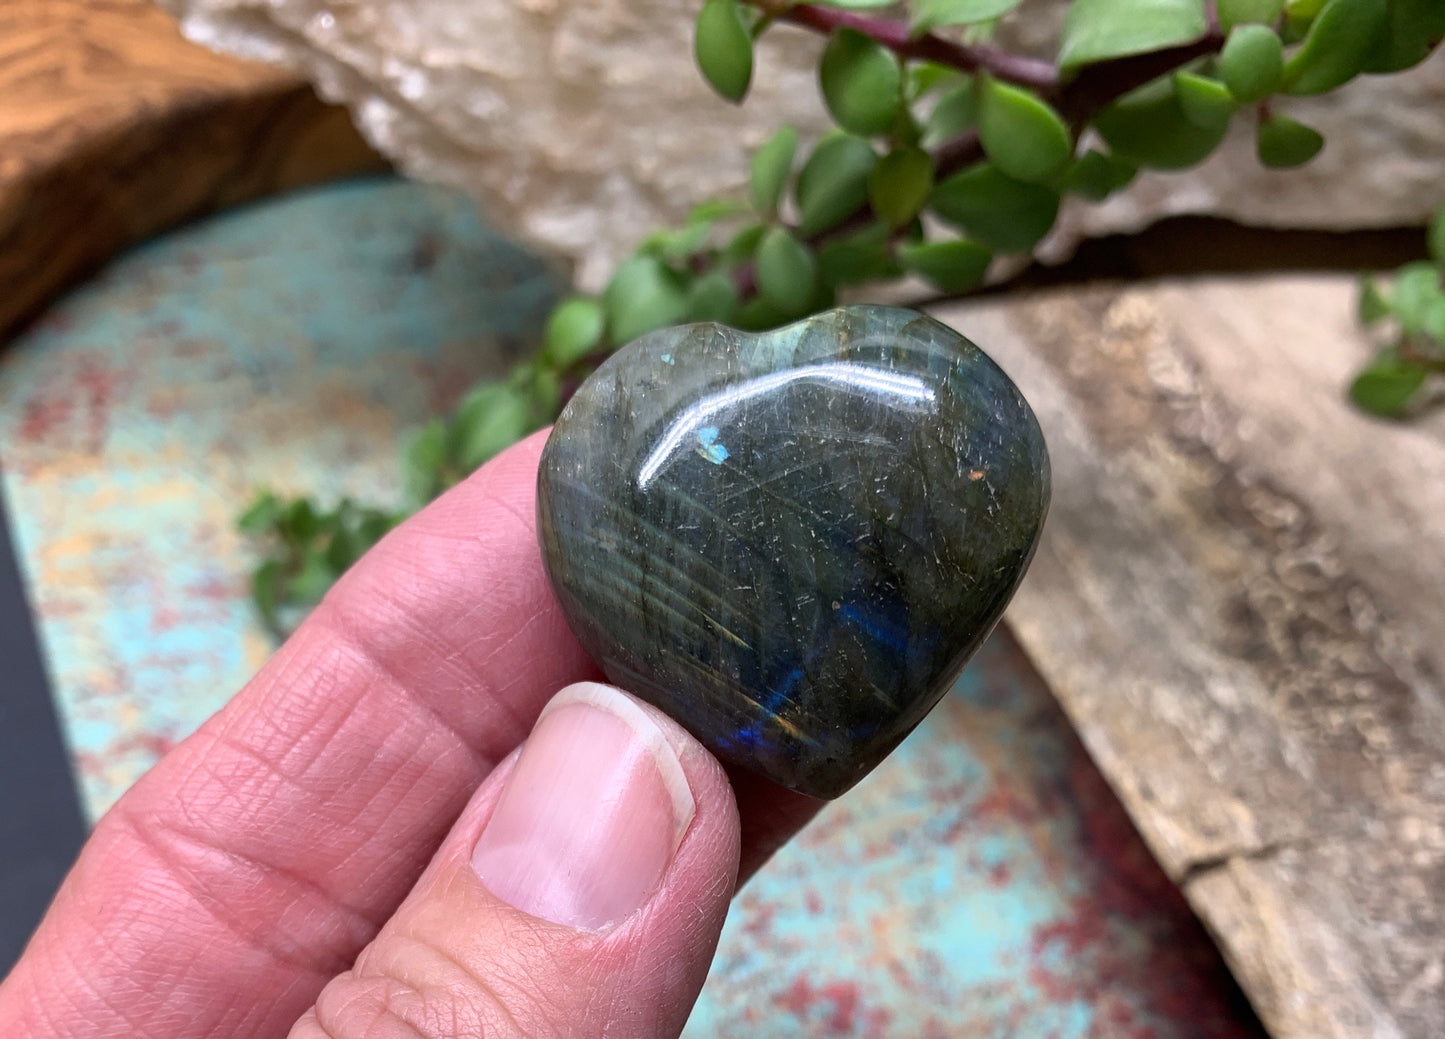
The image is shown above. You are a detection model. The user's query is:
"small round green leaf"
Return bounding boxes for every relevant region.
[929,163,1060,252]
[755,227,818,315]
[1059,0,1209,69]
[695,0,753,103]
[237,490,282,535]
[907,62,964,101]
[796,133,878,236]
[977,77,1073,183]
[250,558,284,630]
[1283,0,1326,37]
[528,368,562,419]
[603,255,690,345]
[898,238,993,293]
[689,198,748,223]
[543,296,605,368]
[638,220,711,262]
[1221,24,1284,102]
[1218,0,1285,30]
[1064,149,1138,200]
[922,79,978,151]
[1391,262,1445,336]
[1429,206,1445,266]
[1362,0,1445,73]
[1282,0,1389,94]
[1095,77,1231,170]
[286,546,340,607]
[817,221,898,287]
[1256,113,1325,168]
[911,0,1021,33]
[278,498,321,542]
[819,29,902,136]
[734,296,792,331]
[1356,276,1391,325]
[356,509,399,547]
[1423,298,1445,345]
[323,522,363,575]
[750,125,799,217]
[723,223,768,266]
[868,148,935,226]
[404,418,448,505]
[451,383,534,472]
[685,270,741,323]
[1173,72,1237,129]
[1350,355,1427,417]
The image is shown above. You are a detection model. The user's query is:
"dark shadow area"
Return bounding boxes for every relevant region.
[993,216,1427,293]
[0,474,86,975]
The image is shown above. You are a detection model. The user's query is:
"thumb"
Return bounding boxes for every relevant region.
[291,682,742,1039]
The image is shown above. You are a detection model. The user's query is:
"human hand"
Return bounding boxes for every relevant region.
[0,432,824,1038]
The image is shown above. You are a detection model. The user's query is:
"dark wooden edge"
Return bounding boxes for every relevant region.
[2,83,387,342]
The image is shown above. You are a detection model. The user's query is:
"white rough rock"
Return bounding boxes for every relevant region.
[158,0,1445,288]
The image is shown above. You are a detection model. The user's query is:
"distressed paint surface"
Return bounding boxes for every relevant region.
[687,630,1256,1037]
[0,177,1260,1036]
[0,177,558,813]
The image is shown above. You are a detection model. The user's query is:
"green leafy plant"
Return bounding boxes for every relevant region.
[241,0,1444,629]
[1352,205,1445,418]
[237,492,404,635]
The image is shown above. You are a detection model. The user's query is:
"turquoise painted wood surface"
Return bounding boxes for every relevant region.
[0,177,1261,1037]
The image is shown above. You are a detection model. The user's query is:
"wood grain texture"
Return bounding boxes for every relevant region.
[936,277,1445,1039]
[0,0,385,339]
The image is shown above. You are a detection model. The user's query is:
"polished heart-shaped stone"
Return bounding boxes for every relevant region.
[537,305,1049,799]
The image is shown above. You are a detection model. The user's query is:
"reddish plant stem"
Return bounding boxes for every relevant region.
[733,258,759,298]
[1056,31,1227,126]
[932,131,986,180]
[775,2,1059,92]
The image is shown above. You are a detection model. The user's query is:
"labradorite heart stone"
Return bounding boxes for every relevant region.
[537,305,1049,798]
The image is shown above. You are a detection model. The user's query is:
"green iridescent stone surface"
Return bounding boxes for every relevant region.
[537,305,1050,798]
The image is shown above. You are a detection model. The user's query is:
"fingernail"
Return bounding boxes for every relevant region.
[471,682,695,930]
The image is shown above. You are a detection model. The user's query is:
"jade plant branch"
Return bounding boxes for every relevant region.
[725,4,1228,302]
[237,0,1444,627]
[769,2,1060,91]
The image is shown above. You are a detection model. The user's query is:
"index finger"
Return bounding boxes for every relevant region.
[0,433,600,1038]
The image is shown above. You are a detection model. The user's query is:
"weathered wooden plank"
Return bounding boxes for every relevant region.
[935,277,1445,1039]
[0,0,384,339]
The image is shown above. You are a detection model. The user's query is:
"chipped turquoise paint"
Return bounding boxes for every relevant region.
[688,634,1258,1036]
[0,177,557,816]
[0,177,1259,1037]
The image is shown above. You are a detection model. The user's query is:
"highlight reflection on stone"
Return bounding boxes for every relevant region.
[537,306,1050,798]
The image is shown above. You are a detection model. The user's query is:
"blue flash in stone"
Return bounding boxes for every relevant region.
[537,305,1050,799]
[696,426,730,465]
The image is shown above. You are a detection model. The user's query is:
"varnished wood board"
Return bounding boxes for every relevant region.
[0,0,384,339]
[935,277,1445,1039]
